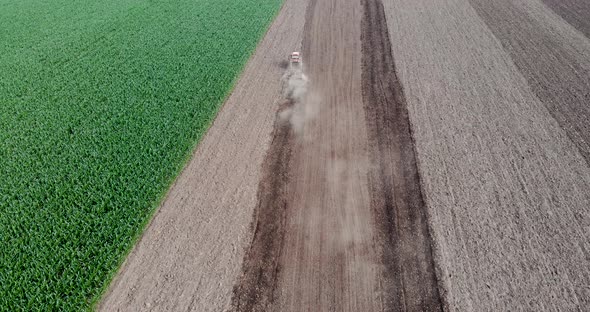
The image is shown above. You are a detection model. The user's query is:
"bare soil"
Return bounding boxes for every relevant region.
[230,0,441,310]
[360,0,442,309]
[383,0,590,310]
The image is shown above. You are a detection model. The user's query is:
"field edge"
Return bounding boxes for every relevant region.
[91,2,286,309]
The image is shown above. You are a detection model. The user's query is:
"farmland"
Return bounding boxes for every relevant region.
[5,0,590,310]
[0,0,282,310]
[102,0,590,310]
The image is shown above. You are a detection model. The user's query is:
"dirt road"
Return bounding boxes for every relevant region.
[232,0,440,310]
[101,0,590,311]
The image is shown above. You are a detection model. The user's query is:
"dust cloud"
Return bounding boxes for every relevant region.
[279,63,319,136]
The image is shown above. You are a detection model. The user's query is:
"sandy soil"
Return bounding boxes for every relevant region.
[101,0,590,311]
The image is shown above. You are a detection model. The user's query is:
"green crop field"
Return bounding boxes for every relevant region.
[0,0,282,310]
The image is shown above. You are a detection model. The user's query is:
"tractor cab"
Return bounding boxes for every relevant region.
[290,52,301,63]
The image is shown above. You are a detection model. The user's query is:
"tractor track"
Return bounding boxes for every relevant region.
[230,100,294,311]
[360,0,443,310]
[230,0,442,310]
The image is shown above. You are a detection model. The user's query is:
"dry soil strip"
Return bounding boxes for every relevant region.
[273,0,382,308]
[360,0,443,310]
[231,0,444,310]
[230,100,295,311]
[233,0,380,309]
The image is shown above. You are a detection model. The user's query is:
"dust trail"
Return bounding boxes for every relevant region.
[229,61,309,312]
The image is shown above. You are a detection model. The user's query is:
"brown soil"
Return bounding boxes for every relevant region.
[360,0,442,310]
[230,0,442,310]
[230,100,294,311]
[382,0,590,310]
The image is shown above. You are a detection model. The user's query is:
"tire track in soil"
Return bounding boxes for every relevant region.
[230,0,316,310]
[230,0,316,309]
[230,100,295,312]
[232,0,444,310]
[360,0,443,310]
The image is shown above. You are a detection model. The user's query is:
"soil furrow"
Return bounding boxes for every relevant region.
[360,0,443,310]
[231,100,295,312]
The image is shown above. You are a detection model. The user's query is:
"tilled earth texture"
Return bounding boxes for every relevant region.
[101,0,590,311]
